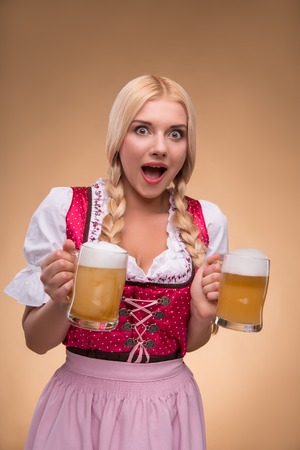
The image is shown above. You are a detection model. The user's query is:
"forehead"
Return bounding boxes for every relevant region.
[133,98,187,124]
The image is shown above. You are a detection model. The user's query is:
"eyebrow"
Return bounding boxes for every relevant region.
[131,120,187,128]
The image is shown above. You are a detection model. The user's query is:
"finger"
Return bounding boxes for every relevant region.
[41,255,75,281]
[203,263,222,279]
[202,278,220,294]
[41,248,76,271]
[202,254,222,278]
[202,267,221,298]
[205,291,219,302]
[44,276,74,303]
[40,254,77,300]
[42,259,75,297]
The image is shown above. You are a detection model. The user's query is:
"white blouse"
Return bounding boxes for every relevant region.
[5,178,228,306]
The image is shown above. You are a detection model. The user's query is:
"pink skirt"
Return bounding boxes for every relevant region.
[25,350,206,450]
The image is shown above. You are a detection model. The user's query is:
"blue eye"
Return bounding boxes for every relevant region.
[170,130,183,139]
[135,126,149,135]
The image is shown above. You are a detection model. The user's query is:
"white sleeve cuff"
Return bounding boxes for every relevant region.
[4,187,73,306]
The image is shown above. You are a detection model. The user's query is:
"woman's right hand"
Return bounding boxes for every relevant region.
[40,239,78,304]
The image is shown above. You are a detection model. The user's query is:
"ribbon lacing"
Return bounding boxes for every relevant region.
[123,297,160,364]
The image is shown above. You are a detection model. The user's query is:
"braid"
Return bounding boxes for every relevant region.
[100,160,126,245]
[172,179,218,334]
[172,178,206,269]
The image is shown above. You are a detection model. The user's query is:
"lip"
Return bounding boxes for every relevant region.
[141,162,168,185]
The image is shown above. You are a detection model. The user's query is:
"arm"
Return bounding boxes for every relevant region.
[186,200,229,351]
[22,240,77,354]
[186,254,221,352]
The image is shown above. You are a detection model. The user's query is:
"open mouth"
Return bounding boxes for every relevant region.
[142,165,167,180]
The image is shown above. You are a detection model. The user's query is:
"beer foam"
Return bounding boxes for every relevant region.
[223,248,269,276]
[79,242,128,269]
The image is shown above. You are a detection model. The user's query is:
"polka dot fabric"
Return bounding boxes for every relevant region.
[64,183,209,362]
[66,187,90,249]
[186,196,209,247]
[65,280,193,360]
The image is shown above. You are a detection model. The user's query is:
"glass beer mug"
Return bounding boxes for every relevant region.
[67,241,128,331]
[215,249,270,332]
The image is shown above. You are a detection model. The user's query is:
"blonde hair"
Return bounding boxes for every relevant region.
[100,75,206,268]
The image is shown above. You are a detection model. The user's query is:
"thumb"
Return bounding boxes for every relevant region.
[62,239,77,253]
[202,253,222,278]
[205,253,222,265]
[193,253,220,279]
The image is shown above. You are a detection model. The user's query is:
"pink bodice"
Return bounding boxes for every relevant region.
[64,185,209,362]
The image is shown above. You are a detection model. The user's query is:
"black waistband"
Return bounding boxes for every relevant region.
[67,347,180,364]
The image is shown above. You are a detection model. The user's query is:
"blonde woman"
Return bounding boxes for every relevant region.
[5,75,228,450]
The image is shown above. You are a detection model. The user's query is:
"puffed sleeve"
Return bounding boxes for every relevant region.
[4,187,73,306]
[200,200,229,257]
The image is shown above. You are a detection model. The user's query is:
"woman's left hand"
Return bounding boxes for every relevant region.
[190,253,222,322]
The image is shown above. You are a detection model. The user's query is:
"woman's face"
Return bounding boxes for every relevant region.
[119,97,188,201]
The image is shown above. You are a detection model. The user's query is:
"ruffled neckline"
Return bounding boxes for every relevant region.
[89,179,193,285]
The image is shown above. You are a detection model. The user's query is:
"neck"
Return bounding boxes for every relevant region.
[123,181,170,215]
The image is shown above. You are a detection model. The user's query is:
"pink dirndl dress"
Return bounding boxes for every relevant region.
[23,183,211,450]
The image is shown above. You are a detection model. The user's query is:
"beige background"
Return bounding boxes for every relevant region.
[1,1,299,449]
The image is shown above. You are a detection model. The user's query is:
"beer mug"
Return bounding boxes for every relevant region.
[215,249,270,332]
[67,241,128,331]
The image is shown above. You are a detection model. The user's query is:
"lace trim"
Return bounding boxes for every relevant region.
[89,179,193,285]
[89,179,108,242]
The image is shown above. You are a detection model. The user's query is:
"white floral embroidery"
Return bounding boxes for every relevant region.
[89,179,108,242]
[89,179,193,285]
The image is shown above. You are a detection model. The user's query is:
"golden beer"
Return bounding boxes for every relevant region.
[215,249,270,332]
[70,266,127,323]
[217,273,269,324]
[67,242,128,331]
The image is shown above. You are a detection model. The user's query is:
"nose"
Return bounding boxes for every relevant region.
[150,133,167,157]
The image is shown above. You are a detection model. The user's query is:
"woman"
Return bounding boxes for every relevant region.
[5,75,228,449]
